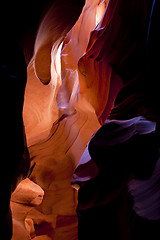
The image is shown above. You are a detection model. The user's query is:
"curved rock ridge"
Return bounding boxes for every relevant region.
[9,0,160,239]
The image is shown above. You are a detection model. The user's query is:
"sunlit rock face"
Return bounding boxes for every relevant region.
[12,0,103,239]
[9,0,160,239]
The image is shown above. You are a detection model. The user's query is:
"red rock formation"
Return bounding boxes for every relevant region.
[12,0,101,239]
[5,0,160,239]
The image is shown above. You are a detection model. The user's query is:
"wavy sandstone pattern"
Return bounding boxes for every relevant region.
[10,0,160,239]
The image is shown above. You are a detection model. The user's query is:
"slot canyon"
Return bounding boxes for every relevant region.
[1,0,160,239]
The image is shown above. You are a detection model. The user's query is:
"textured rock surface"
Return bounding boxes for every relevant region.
[3,0,160,239]
[11,178,44,240]
[22,61,100,239]
[12,0,101,239]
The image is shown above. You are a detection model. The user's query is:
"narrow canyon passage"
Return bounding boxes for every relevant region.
[5,0,160,239]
